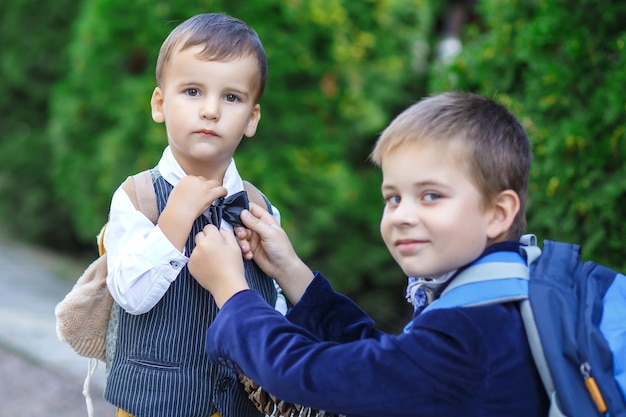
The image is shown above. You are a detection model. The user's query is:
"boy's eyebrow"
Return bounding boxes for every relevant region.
[381,179,445,189]
[226,87,251,97]
[177,81,252,97]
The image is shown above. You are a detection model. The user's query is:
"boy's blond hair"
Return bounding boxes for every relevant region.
[155,13,268,102]
[370,92,531,240]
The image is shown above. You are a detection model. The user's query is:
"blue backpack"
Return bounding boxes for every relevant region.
[423,237,626,417]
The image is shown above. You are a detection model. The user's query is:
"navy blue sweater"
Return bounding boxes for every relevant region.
[207,248,549,416]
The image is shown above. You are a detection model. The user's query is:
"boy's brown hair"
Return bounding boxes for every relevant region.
[370,91,531,240]
[155,13,268,102]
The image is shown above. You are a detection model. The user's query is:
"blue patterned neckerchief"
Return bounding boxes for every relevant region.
[405,271,457,314]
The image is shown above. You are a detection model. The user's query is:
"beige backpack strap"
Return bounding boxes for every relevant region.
[120,170,159,224]
[120,174,264,221]
[243,180,271,211]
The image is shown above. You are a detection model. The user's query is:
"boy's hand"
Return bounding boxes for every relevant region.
[167,175,226,220]
[234,225,253,259]
[159,175,227,251]
[237,203,314,304]
[188,224,249,308]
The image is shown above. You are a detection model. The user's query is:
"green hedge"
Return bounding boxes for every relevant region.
[0,0,82,247]
[44,0,436,328]
[429,0,626,270]
[9,0,623,329]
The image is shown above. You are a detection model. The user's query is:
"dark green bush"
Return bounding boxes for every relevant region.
[46,0,436,328]
[0,0,82,247]
[429,0,626,270]
[10,0,625,330]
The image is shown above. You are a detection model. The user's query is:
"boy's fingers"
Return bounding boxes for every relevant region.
[203,224,220,235]
[248,202,275,219]
[234,226,251,240]
[195,224,218,242]
[194,225,240,254]
[193,231,204,245]
[220,228,238,245]
[247,202,280,226]
[240,207,277,236]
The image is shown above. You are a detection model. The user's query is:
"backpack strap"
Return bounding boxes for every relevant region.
[424,237,542,311]
[520,298,559,414]
[518,240,566,410]
[423,251,531,312]
[525,240,579,406]
[243,180,273,213]
[120,170,158,224]
[96,170,157,257]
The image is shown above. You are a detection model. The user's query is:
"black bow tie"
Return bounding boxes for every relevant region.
[205,190,249,229]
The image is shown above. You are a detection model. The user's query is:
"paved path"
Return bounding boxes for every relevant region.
[0,236,115,416]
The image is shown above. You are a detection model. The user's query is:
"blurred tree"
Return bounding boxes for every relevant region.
[46,0,437,329]
[429,0,626,270]
[13,0,623,330]
[0,0,82,248]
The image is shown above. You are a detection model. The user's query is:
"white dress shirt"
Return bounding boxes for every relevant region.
[104,146,285,315]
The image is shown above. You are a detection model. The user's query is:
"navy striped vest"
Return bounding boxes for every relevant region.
[104,171,277,417]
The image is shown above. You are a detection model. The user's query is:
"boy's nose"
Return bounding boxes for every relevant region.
[391,201,419,226]
[201,98,220,120]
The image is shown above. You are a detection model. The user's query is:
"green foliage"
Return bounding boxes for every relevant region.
[47,0,434,303]
[0,0,83,247]
[10,0,626,330]
[48,0,187,240]
[429,0,626,270]
[231,0,435,293]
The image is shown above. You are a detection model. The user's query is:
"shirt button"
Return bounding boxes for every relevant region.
[217,377,231,391]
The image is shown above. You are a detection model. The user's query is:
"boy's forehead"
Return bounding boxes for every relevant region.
[165,45,259,81]
[172,44,252,65]
[380,139,472,178]
[381,137,464,160]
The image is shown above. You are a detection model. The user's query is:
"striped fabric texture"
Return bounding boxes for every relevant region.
[105,171,277,417]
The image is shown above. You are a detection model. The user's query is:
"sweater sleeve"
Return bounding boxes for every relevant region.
[284,272,384,342]
[206,274,500,417]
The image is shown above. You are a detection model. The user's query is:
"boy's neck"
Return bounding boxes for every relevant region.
[178,158,229,183]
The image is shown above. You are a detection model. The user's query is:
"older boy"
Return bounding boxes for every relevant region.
[188,92,550,416]
[103,13,284,417]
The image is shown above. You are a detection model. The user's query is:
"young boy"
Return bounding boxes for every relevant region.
[187,92,550,416]
[103,13,285,417]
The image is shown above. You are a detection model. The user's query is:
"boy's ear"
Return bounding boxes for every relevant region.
[243,104,261,138]
[150,87,165,123]
[486,190,520,240]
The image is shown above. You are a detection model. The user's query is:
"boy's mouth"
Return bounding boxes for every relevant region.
[395,239,428,254]
[196,129,218,137]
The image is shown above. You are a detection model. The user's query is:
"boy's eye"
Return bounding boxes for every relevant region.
[185,88,200,97]
[423,192,441,202]
[385,195,401,205]
[225,94,240,102]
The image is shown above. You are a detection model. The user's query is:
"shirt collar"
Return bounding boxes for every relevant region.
[156,146,245,196]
